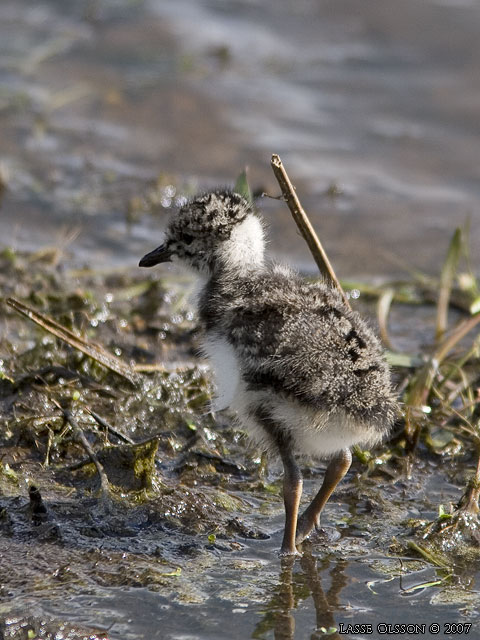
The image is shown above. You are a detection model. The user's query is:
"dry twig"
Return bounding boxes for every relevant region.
[6,297,138,384]
[270,154,351,311]
[86,408,134,444]
[54,400,111,501]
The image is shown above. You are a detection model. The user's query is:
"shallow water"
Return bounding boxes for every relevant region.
[41,555,475,640]
[0,0,479,277]
[14,489,480,640]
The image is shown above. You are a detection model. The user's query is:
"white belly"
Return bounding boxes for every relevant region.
[201,335,377,458]
[202,334,241,411]
[232,388,377,458]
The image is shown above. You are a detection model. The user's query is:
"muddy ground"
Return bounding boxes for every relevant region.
[0,247,480,639]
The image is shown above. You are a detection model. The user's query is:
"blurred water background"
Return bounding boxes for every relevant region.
[1,0,479,278]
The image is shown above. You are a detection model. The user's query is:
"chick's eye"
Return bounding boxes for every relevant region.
[180,233,194,245]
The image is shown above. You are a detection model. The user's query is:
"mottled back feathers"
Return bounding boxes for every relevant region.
[198,266,397,432]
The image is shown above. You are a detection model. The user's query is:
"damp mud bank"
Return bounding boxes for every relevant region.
[0,248,480,640]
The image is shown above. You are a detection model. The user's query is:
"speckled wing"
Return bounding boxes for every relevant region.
[226,278,397,432]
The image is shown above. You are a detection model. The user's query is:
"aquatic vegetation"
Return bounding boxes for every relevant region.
[342,224,480,558]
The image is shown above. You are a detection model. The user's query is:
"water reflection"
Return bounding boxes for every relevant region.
[253,547,347,640]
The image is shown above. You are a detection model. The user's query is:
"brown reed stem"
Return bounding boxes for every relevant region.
[270,154,351,311]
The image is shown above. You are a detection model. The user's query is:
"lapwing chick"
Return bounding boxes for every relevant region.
[140,190,397,555]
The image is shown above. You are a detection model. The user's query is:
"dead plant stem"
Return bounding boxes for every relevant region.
[270,154,351,311]
[56,402,111,500]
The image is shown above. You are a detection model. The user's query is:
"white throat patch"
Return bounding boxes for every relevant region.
[219,214,265,272]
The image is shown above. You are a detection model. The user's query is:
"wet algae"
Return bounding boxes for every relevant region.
[0,246,480,638]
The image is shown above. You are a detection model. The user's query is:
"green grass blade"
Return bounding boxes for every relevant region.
[385,350,422,368]
[234,168,253,204]
[435,228,462,340]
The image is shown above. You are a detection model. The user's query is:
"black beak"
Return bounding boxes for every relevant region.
[139,244,172,267]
